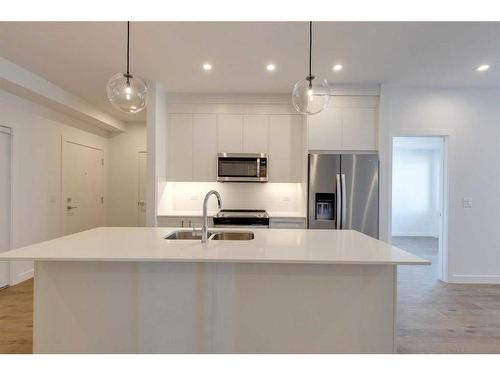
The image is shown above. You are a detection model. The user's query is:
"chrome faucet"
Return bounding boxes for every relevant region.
[202,190,222,243]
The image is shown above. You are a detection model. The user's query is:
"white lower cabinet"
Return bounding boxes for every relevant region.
[269,217,306,229]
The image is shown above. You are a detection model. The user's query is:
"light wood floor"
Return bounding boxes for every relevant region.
[0,278,33,353]
[1,244,499,354]
[395,236,500,353]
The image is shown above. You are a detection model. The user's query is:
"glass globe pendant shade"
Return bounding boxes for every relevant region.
[106,73,148,114]
[292,76,330,115]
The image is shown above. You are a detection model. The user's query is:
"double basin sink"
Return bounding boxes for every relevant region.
[165,230,254,241]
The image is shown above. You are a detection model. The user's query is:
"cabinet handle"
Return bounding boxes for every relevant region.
[181,220,184,228]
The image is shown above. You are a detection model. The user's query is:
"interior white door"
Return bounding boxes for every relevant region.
[62,141,105,235]
[138,152,147,226]
[0,127,12,288]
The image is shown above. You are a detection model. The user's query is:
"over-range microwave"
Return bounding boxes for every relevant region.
[217,153,268,182]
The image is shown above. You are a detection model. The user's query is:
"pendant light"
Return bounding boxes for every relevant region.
[106,21,148,114]
[292,21,329,115]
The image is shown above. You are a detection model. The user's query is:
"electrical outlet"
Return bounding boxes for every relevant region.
[462,198,472,209]
[190,196,198,201]
[282,196,290,202]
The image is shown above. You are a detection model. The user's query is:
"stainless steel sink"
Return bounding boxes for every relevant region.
[165,230,209,240]
[165,230,254,241]
[211,231,254,241]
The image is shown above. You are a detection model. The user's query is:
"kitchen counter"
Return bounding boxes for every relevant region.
[0,227,428,265]
[1,227,429,354]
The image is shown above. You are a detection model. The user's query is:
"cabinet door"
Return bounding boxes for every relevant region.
[158,216,185,227]
[168,114,193,181]
[193,114,217,181]
[269,115,303,182]
[217,114,243,153]
[269,217,307,229]
[307,106,342,150]
[341,108,377,150]
[243,115,269,153]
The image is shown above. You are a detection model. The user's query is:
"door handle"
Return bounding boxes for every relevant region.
[341,174,347,229]
[335,174,341,229]
[67,206,78,210]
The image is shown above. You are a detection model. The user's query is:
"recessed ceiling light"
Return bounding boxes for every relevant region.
[202,63,212,71]
[477,64,490,72]
[266,64,276,71]
[332,64,343,71]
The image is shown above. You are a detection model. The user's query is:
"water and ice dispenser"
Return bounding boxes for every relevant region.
[315,193,335,221]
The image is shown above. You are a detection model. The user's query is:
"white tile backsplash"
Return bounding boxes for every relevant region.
[158,181,305,215]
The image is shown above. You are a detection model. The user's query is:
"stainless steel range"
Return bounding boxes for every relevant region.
[213,209,270,228]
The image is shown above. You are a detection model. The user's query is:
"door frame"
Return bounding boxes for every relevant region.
[387,129,452,282]
[60,137,105,235]
[137,151,147,226]
[0,125,13,288]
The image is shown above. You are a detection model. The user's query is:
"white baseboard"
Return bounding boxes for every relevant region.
[450,274,500,284]
[10,268,34,285]
[392,232,438,238]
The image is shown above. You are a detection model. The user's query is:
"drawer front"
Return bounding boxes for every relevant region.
[269,218,306,229]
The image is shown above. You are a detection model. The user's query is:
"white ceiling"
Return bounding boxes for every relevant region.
[1,22,500,121]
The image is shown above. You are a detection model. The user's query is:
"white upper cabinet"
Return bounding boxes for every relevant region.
[168,114,193,181]
[307,107,342,150]
[341,107,377,151]
[243,115,269,153]
[193,114,217,181]
[269,115,303,183]
[308,96,378,151]
[167,111,304,183]
[217,114,243,153]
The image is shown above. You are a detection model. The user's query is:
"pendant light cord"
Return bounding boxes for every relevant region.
[308,21,312,79]
[126,21,130,79]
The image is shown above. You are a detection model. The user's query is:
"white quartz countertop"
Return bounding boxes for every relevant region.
[0,227,430,265]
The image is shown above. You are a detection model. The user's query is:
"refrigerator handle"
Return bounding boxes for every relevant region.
[341,174,347,229]
[335,174,341,229]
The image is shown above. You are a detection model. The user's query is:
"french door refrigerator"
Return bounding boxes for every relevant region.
[308,153,379,239]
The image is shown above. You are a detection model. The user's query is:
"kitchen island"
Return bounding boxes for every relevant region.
[0,227,429,353]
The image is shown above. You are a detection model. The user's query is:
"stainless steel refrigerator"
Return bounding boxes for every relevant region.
[308,153,379,239]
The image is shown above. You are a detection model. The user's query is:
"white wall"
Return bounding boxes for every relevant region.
[107,123,147,226]
[379,86,500,283]
[392,143,440,237]
[0,89,110,284]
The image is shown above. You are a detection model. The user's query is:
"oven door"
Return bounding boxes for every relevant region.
[217,153,268,182]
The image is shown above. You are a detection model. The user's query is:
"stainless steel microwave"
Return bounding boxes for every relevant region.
[217,153,268,182]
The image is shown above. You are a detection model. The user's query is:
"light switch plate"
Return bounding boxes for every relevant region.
[462,198,472,209]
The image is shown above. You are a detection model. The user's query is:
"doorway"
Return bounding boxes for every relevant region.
[0,126,11,288]
[62,140,105,235]
[391,136,447,281]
